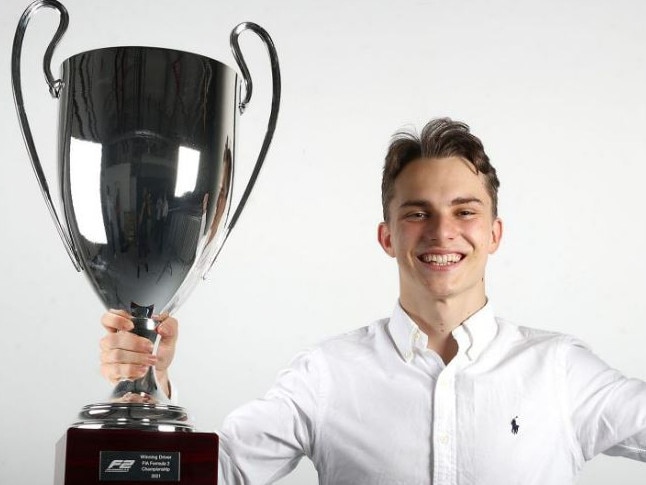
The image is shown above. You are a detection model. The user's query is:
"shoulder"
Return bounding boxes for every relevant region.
[288,317,391,369]
[493,316,586,355]
[270,318,390,393]
[492,317,620,381]
[317,318,390,354]
[319,318,389,346]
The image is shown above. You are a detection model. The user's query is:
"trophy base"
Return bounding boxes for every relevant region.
[74,402,193,431]
[55,427,218,484]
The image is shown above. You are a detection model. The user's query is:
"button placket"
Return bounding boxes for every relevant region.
[433,368,457,485]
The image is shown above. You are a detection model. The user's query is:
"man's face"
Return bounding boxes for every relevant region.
[378,156,502,306]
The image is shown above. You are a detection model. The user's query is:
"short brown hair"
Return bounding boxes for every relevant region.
[381,118,499,221]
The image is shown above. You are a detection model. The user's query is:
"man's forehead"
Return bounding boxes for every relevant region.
[407,155,479,174]
[390,167,493,215]
[408,155,478,172]
[394,159,489,193]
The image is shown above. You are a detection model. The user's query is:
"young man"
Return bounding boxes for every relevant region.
[100,118,646,484]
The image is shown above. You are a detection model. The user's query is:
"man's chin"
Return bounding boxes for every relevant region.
[418,280,458,301]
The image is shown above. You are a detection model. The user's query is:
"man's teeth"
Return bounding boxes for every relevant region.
[420,253,462,265]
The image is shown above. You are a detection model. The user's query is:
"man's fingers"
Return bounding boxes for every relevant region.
[101,347,157,367]
[99,332,153,354]
[155,314,178,341]
[101,310,134,333]
[100,311,177,392]
[102,311,178,342]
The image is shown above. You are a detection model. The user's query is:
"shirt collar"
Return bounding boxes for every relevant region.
[388,300,498,363]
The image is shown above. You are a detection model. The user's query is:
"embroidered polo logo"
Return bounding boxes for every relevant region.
[511,416,520,435]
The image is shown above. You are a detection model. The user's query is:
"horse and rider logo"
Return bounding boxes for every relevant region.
[511,416,520,435]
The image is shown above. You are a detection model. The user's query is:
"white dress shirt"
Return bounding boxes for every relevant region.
[217,302,646,484]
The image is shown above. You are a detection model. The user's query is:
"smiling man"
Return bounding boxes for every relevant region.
[101,118,646,484]
[378,129,502,365]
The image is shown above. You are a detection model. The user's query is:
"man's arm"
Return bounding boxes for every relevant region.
[603,433,646,461]
[216,347,324,484]
[565,337,646,462]
[99,313,321,483]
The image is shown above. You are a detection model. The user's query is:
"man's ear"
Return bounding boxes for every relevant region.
[488,217,503,254]
[378,222,396,258]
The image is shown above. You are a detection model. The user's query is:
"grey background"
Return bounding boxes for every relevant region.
[1,0,645,483]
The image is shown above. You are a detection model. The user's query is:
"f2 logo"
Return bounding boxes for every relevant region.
[105,459,136,473]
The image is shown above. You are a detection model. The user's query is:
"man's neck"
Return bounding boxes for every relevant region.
[400,292,487,364]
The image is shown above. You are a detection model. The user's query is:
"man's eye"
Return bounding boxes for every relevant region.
[457,210,476,217]
[406,212,428,220]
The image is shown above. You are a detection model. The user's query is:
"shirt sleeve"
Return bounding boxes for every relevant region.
[216,347,326,484]
[564,336,646,461]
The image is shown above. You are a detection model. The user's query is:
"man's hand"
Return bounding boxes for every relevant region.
[100,310,178,398]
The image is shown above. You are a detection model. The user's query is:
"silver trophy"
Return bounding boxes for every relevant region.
[12,0,280,431]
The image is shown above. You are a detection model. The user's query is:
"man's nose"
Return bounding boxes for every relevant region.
[427,214,457,241]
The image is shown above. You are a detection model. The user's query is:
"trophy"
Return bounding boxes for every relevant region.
[12,0,280,483]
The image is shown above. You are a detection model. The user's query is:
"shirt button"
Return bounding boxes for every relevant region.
[438,433,449,445]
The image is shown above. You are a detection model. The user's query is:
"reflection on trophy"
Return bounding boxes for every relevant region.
[12,0,280,482]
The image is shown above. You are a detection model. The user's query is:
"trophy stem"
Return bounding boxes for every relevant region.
[72,305,193,431]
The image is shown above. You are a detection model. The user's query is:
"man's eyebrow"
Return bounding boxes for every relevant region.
[451,197,484,206]
[398,199,431,209]
[398,197,484,209]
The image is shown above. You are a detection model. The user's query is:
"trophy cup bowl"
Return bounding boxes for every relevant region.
[13,1,280,481]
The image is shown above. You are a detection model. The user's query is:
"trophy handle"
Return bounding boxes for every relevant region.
[202,22,281,279]
[11,0,81,271]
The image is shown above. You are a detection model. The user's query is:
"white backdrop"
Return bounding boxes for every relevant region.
[1,0,645,483]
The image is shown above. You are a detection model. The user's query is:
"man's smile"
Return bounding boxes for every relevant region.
[418,252,464,266]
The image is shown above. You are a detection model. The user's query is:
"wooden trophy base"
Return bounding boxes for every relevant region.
[55,427,218,484]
